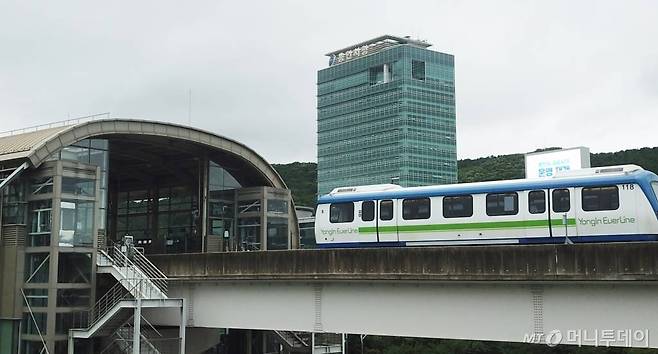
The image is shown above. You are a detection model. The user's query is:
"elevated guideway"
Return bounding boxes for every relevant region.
[148,242,658,349]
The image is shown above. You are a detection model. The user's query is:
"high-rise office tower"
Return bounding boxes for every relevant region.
[317,35,457,195]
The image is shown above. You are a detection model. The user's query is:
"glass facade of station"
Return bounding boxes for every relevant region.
[0,131,294,353]
[317,41,457,194]
[1,138,108,353]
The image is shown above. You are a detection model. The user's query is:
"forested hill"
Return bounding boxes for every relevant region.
[274,147,658,207]
[271,162,317,207]
[459,147,658,182]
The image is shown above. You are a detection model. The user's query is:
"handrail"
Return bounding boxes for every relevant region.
[274,330,310,348]
[107,245,168,296]
[85,281,131,329]
[0,112,109,138]
[141,315,164,339]
[76,277,170,332]
[114,315,163,354]
[131,247,168,291]
[292,331,310,347]
[273,330,296,348]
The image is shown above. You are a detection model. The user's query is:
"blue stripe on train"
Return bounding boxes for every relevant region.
[316,234,658,248]
[317,242,406,249]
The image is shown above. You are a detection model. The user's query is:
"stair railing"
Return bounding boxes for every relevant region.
[291,331,310,347]
[130,246,168,295]
[273,330,296,348]
[106,245,168,297]
[112,315,163,354]
[77,277,158,332]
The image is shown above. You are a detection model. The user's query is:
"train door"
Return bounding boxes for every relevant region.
[358,200,379,243]
[378,199,399,242]
[525,190,551,238]
[549,188,578,238]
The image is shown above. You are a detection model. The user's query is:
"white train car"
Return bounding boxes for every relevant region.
[315,165,658,247]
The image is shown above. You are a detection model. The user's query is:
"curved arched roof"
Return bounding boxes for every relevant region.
[0,119,288,189]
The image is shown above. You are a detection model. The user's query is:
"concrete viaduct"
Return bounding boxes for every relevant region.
[146,242,658,349]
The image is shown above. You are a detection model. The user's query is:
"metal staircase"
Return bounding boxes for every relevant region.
[273,330,311,353]
[68,244,186,354]
[273,331,345,354]
[99,314,176,354]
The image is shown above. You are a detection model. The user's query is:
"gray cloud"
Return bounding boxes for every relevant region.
[0,0,656,163]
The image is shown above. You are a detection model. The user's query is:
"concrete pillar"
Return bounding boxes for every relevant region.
[201,157,208,254]
[245,329,252,354]
[179,299,186,354]
[133,300,141,354]
[67,334,74,354]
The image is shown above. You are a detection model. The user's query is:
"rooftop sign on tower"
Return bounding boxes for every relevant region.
[326,35,431,66]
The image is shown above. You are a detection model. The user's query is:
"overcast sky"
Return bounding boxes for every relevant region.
[1,1,656,163]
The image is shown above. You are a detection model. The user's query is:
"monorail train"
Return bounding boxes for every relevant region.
[315,165,658,247]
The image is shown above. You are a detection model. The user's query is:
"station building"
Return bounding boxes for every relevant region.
[0,118,298,353]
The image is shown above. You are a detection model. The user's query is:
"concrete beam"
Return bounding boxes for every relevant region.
[149,242,658,282]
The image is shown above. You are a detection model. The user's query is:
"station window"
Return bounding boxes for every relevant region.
[61,177,95,197]
[329,203,354,223]
[56,312,87,335]
[57,288,91,307]
[380,200,394,221]
[29,200,52,247]
[267,199,288,214]
[443,195,473,218]
[24,253,49,283]
[57,253,92,284]
[402,198,431,220]
[486,192,518,216]
[24,289,48,307]
[528,190,546,214]
[582,186,620,211]
[267,217,288,250]
[552,189,571,213]
[361,201,375,221]
[31,177,53,195]
[22,312,47,335]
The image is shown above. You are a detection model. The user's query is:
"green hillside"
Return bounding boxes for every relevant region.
[459,147,658,183]
[274,147,658,207]
[272,162,317,207]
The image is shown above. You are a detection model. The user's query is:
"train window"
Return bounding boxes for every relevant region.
[380,200,394,221]
[528,190,546,214]
[329,203,354,223]
[443,195,473,218]
[402,198,431,220]
[552,189,571,213]
[652,182,658,199]
[361,201,375,221]
[582,186,619,211]
[486,192,518,216]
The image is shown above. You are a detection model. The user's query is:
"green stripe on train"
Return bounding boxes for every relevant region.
[358,218,577,234]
